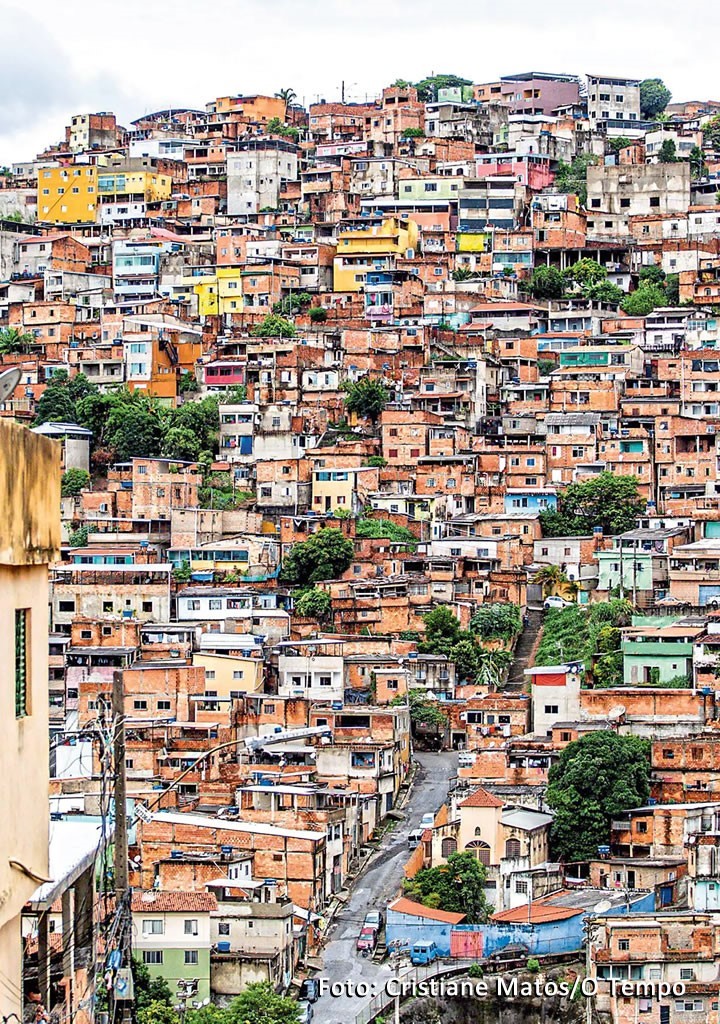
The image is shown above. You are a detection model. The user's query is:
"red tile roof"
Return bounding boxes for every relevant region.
[131,891,217,913]
[388,896,466,924]
[491,903,580,924]
[459,787,503,808]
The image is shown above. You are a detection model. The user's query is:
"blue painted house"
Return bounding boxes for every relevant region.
[504,488,557,514]
[385,897,466,956]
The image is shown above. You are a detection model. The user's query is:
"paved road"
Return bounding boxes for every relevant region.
[313,749,457,1024]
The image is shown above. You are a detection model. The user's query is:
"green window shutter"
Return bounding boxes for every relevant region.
[15,609,28,717]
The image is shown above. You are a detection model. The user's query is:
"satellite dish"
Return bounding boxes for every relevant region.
[141,891,157,903]
[593,899,612,914]
[607,705,626,722]
[0,366,22,402]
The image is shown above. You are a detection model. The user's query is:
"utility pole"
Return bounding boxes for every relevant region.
[113,669,129,900]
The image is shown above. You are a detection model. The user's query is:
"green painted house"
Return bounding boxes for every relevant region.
[132,891,216,1001]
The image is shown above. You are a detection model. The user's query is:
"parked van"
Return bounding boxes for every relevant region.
[410,941,439,966]
[408,828,424,849]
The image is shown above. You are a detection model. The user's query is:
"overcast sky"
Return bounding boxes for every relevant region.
[2,0,719,164]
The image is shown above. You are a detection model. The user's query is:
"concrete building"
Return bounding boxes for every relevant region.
[226,140,299,216]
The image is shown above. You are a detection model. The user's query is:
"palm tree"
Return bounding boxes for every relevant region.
[275,87,297,115]
[476,647,513,687]
[0,327,34,354]
[533,564,569,597]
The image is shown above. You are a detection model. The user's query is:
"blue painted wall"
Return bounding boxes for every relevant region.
[385,910,455,956]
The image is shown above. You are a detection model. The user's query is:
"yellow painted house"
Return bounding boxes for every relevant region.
[191,267,245,317]
[333,216,419,292]
[97,168,173,203]
[192,652,264,697]
[456,231,490,253]
[38,165,98,224]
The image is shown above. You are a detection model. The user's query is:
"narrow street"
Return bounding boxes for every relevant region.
[313,750,457,1024]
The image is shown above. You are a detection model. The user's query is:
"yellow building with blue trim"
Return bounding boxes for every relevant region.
[333,217,419,292]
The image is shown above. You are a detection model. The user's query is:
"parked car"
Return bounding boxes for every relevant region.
[420,812,435,828]
[299,979,319,1003]
[364,909,384,930]
[297,1001,314,1024]
[544,595,573,610]
[410,940,439,966]
[356,926,377,955]
[408,828,424,849]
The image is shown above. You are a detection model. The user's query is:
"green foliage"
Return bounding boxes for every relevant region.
[690,144,708,179]
[535,599,634,679]
[250,314,297,338]
[280,527,355,585]
[452,266,476,282]
[0,326,34,354]
[528,265,565,300]
[527,958,540,974]
[294,587,332,620]
[470,603,522,641]
[401,127,425,138]
[172,559,192,583]
[131,957,175,1013]
[621,283,667,316]
[565,259,607,288]
[138,1002,180,1024]
[186,983,300,1024]
[585,280,624,305]
[658,138,678,163]
[179,372,199,393]
[554,154,598,207]
[639,264,666,286]
[342,375,389,423]
[639,78,672,119]
[537,358,556,377]
[392,687,448,728]
[275,87,297,107]
[468,964,484,978]
[68,525,89,547]
[265,117,300,142]
[162,426,202,461]
[665,273,680,304]
[225,383,248,403]
[413,73,472,102]
[35,369,98,425]
[308,305,328,322]
[365,455,387,467]
[356,517,416,547]
[607,137,632,155]
[546,732,651,861]
[540,472,644,537]
[421,605,462,652]
[273,292,312,315]
[404,852,492,922]
[199,472,248,510]
[61,468,90,496]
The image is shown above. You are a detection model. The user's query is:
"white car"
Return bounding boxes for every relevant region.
[420,812,435,828]
[544,595,573,610]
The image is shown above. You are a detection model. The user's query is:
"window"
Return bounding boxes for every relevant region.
[133,700,148,711]
[206,671,216,681]
[218,922,230,935]
[184,919,198,936]
[233,670,244,680]
[143,950,163,964]
[505,838,522,858]
[142,920,164,935]
[636,821,648,833]
[544,704,559,715]
[441,837,457,857]
[142,601,152,613]
[58,600,75,612]
[15,609,29,718]
[649,196,660,208]
[158,700,171,711]
[184,950,199,965]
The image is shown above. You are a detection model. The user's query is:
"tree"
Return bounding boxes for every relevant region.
[342,376,389,423]
[356,518,416,547]
[658,138,678,163]
[528,265,565,300]
[413,73,471,102]
[585,280,624,305]
[250,314,296,338]
[639,78,671,120]
[68,525,88,547]
[452,266,476,282]
[225,983,301,1024]
[169,395,220,453]
[565,258,607,288]
[401,127,425,139]
[273,292,312,315]
[621,283,666,316]
[308,305,327,323]
[533,564,569,596]
[34,370,77,424]
[393,688,448,730]
[470,603,522,642]
[554,154,598,207]
[665,273,680,305]
[638,264,666,286]
[404,852,493,922]
[294,587,332,620]
[105,402,165,461]
[61,468,90,497]
[138,1002,180,1024]
[0,327,34,354]
[689,144,708,179]
[225,383,248,403]
[131,956,175,1013]
[540,471,644,537]
[275,87,297,111]
[280,528,354,585]
[606,137,632,155]
[365,455,387,467]
[420,605,462,654]
[475,646,513,687]
[546,732,651,861]
[161,426,202,461]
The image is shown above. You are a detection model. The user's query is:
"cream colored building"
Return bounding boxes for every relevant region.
[0,421,60,1016]
[192,652,264,698]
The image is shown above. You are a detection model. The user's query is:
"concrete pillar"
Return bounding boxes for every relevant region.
[37,912,51,1009]
[61,889,75,1015]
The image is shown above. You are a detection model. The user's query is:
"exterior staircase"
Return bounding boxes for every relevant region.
[506,609,543,688]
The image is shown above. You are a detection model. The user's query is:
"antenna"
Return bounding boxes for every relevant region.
[607,704,626,722]
[0,366,22,402]
[593,899,612,914]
